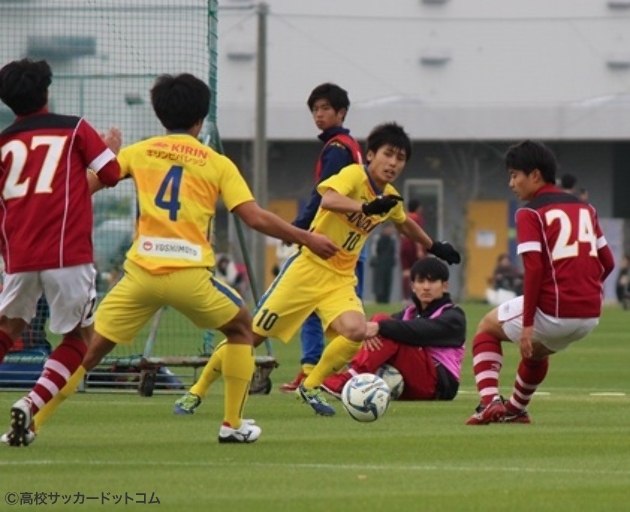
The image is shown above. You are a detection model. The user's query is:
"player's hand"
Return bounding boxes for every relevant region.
[361,195,403,216]
[519,325,534,359]
[428,240,461,264]
[365,321,380,339]
[364,336,383,352]
[305,232,339,260]
[101,126,122,154]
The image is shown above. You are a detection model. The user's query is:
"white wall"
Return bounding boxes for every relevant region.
[217,0,630,140]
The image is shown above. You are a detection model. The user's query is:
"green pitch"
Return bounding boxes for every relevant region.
[1,304,629,512]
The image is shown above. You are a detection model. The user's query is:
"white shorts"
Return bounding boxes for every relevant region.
[0,264,97,334]
[498,295,599,352]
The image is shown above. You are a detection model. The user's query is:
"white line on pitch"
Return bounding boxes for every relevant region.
[2,460,629,477]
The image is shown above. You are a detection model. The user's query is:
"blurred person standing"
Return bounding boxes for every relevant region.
[399,198,426,303]
[371,223,397,304]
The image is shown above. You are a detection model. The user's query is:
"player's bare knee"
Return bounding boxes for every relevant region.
[343,324,367,342]
[530,344,554,360]
[218,306,253,345]
[476,309,501,336]
[0,317,28,340]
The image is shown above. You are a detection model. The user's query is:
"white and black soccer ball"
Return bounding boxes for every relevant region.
[375,364,404,400]
[341,373,391,422]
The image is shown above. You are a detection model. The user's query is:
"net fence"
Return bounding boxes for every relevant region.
[0,0,221,390]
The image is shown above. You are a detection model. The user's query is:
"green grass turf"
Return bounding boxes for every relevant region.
[1,304,629,512]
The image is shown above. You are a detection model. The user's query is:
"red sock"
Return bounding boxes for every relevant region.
[471,332,503,405]
[0,330,14,363]
[28,336,87,414]
[506,357,549,413]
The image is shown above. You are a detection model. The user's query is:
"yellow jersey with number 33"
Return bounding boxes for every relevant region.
[117,133,254,274]
[305,163,406,275]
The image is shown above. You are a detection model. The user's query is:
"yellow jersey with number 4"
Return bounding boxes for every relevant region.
[306,163,406,275]
[117,133,254,274]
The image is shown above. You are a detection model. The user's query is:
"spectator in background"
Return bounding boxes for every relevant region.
[215,254,245,297]
[578,187,589,202]
[486,253,523,306]
[399,199,426,303]
[559,173,577,195]
[272,240,297,278]
[371,224,397,304]
[616,254,629,309]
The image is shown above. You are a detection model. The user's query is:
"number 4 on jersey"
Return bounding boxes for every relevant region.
[155,165,183,221]
[545,207,598,260]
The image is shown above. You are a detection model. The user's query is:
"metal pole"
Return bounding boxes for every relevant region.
[252,2,269,299]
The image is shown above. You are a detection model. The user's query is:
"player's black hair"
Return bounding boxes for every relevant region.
[504,140,557,184]
[560,173,577,190]
[410,257,449,282]
[0,59,52,116]
[366,122,412,162]
[150,73,210,131]
[307,83,350,118]
[407,198,421,212]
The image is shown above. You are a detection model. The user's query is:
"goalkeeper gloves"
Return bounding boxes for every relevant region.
[428,241,461,265]
[361,195,403,216]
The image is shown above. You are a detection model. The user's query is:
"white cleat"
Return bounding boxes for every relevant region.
[5,397,35,447]
[218,421,261,444]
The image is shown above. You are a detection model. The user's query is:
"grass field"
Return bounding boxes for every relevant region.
[1,303,629,512]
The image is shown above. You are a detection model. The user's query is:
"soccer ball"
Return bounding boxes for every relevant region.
[375,364,404,400]
[341,373,391,422]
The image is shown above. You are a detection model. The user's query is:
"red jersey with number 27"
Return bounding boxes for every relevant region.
[0,112,119,273]
[516,185,614,325]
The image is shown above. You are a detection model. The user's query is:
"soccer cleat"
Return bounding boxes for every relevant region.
[466,396,506,425]
[320,373,351,400]
[173,393,202,415]
[296,384,336,416]
[6,397,34,447]
[278,370,306,393]
[218,421,261,444]
[1,429,36,446]
[501,409,532,424]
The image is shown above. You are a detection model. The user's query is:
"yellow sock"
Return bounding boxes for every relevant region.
[301,363,315,376]
[303,336,361,389]
[222,343,254,428]
[190,340,226,398]
[33,366,86,433]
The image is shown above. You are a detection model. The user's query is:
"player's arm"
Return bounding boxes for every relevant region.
[81,121,121,193]
[516,209,544,328]
[376,307,466,348]
[395,218,461,264]
[232,201,339,260]
[593,214,615,281]
[394,217,433,250]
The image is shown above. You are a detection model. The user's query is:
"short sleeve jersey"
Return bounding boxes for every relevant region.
[306,163,406,275]
[0,113,118,273]
[118,134,254,274]
[516,188,609,318]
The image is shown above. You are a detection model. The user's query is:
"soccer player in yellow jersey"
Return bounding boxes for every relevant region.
[32,73,338,443]
[178,122,461,416]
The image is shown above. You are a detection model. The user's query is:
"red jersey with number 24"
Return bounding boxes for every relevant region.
[0,112,119,273]
[516,184,614,325]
